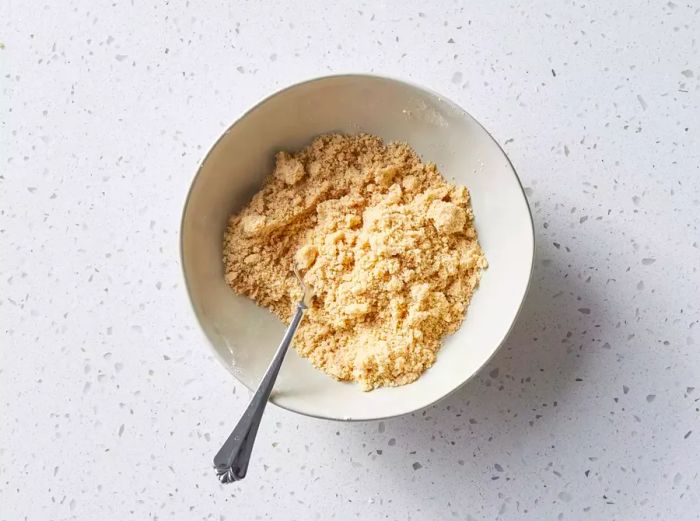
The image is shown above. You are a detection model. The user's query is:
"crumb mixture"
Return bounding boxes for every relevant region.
[223,134,486,390]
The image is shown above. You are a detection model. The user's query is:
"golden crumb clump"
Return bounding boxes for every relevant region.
[223,134,486,390]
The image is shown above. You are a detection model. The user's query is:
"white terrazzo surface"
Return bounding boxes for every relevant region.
[2,1,699,519]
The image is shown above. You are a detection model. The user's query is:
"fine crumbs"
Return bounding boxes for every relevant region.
[223,134,487,390]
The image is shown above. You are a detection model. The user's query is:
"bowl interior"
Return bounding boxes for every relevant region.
[181,75,533,420]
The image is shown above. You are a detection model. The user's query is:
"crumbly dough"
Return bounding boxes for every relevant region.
[223,134,487,390]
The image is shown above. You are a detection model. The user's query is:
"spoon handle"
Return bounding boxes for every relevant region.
[213,301,307,483]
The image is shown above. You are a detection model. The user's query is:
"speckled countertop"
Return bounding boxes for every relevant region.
[2,1,699,519]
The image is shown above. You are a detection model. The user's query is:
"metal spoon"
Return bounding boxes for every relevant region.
[213,268,311,483]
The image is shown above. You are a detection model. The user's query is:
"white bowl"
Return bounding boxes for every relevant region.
[181,75,534,421]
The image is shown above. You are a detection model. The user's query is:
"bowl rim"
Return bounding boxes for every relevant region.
[179,73,535,422]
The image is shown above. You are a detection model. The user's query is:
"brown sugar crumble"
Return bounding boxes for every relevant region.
[223,134,487,390]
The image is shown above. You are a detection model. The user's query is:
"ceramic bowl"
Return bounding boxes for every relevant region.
[180,74,534,421]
